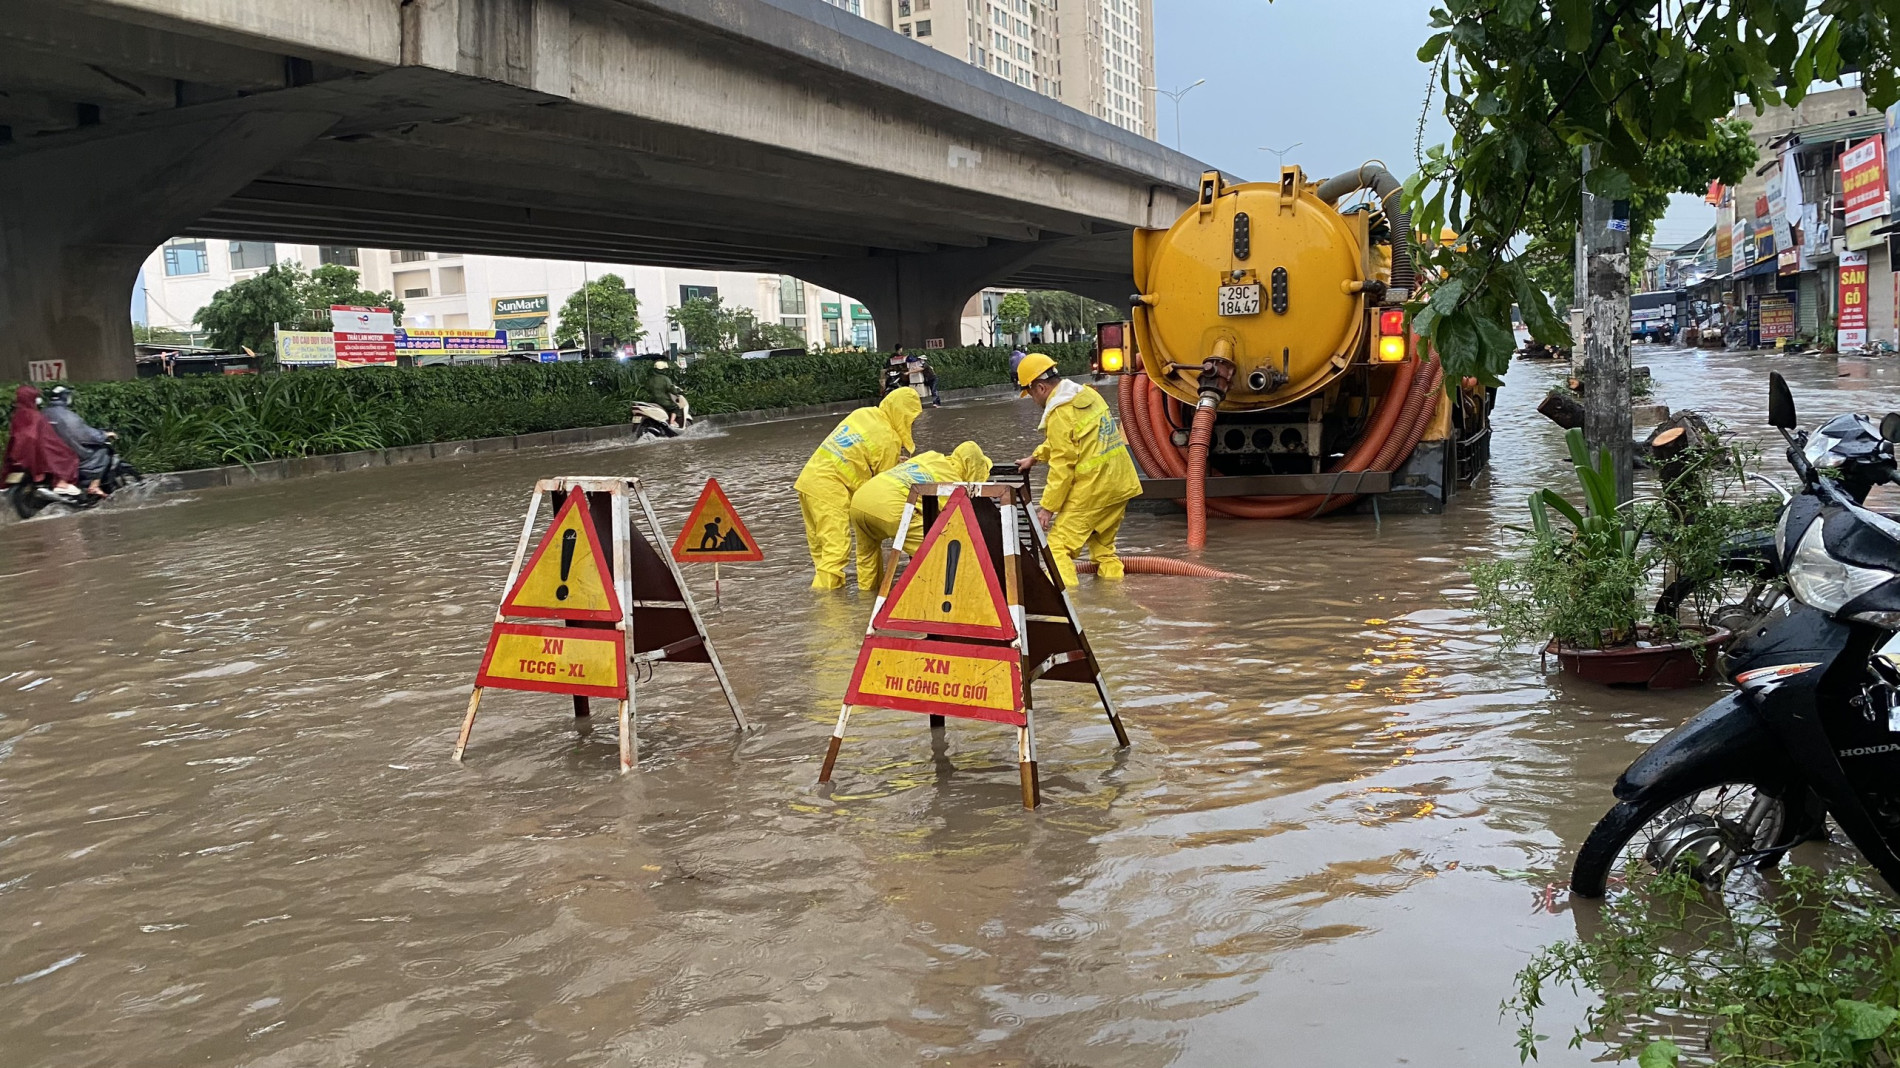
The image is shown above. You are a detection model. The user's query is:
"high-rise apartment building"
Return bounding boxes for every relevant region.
[852,0,1155,139]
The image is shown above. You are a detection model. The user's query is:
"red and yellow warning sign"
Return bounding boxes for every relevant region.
[671,478,763,563]
[500,488,622,622]
[476,622,628,699]
[844,636,1024,725]
[871,487,1015,641]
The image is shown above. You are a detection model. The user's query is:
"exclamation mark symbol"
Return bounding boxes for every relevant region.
[555,529,577,601]
[941,540,961,613]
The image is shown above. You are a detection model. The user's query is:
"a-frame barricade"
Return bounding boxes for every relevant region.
[455,476,749,772]
[819,479,1127,808]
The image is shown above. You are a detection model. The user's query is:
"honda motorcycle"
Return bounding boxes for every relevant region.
[1571,373,1900,897]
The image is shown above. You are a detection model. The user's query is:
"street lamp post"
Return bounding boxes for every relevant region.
[1146,78,1205,152]
[1258,142,1303,171]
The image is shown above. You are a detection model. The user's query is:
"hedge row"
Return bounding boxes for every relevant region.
[6,344,1091,474]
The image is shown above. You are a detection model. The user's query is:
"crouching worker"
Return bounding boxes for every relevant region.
[1012,353,1141,585]
[794,388,924,589]
[848,440,992,591]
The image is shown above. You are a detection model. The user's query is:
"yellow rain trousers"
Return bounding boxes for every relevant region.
[1033,382,1141,586]
[847,441,992,591]
[793,388,923,589]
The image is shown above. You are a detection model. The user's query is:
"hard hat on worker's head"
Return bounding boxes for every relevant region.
[1015,352,1059,393]
[879,385,923,451]
[951,440,991,482]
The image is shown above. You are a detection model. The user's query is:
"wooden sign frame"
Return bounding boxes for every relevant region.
[819,480,1127,808]
[455,476,749,772]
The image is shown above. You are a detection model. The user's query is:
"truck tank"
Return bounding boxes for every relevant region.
[1107,165,1491,538]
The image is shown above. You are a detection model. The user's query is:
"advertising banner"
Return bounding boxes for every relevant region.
[275,329,336,366]
[492,294,550,348]
[1732,216,1749,273]
[395,328,509,364]
[1888,104,1900,215]
[1840,250,1871,350]
[1844,135,1890,226]
[1754,193,1776,262]
[330,305,396,368]
[1750,292,1797,346]
[1715,213,1734,271]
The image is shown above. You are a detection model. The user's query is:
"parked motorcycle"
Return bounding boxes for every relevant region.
[6,443,141,520]
[1571,373,1900,897]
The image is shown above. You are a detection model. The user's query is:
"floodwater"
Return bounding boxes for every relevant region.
[4,349,1900,1067]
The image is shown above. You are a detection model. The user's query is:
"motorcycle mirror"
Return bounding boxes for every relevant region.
[1768,372,1798,429]
[1882,412,1900,444]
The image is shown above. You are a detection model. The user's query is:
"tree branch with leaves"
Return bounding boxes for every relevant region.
[1406,0,1900,385]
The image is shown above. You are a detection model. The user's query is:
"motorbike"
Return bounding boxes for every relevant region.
[630,399,689,440]
[6,443,141,520]
[1571,373,1900,897]
[1651,411,1898,640]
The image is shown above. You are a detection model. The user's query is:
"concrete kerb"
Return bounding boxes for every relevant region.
[91,381,1027,508]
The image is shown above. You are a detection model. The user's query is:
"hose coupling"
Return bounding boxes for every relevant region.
[1197,355,1235,406]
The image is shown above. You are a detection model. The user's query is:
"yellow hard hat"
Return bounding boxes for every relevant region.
[1015,352,1058,392]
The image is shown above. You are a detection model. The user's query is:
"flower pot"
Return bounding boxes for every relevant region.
[1547,626,1732,689]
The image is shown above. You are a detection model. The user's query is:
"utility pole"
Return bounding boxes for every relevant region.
[1578,146,1634,504]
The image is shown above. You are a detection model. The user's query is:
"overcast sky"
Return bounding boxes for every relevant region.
[1150,0,1714,252]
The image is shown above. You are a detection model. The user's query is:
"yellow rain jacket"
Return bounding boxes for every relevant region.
[1032,381,1141,584]
[848,441,992,590]
[794,388,923,589]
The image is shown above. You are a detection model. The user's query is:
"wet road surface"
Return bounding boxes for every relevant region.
[5,349,1900,1066]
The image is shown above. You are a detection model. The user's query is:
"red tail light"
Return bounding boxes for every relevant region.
[1379,309,1406,335]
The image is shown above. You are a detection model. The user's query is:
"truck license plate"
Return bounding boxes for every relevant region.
[1218,284,1261,316]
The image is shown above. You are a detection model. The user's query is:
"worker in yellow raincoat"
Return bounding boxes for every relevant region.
[1012,353,1141,585]
[848,440,992,591]
[794,387,924,589]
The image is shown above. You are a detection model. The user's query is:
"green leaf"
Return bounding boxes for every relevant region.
[1834,999,1900,1041]
[1533,488,1585,531]
[1553,0,1593,53]
[1636,1039,1680,1068]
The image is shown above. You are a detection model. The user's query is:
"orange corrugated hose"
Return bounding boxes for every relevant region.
[1122,354,1438,530]
[1076,557,1247,579]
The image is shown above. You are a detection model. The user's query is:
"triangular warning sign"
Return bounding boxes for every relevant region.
[499,488,623,622]
[671,478,763,563]
[872,487,1016,641]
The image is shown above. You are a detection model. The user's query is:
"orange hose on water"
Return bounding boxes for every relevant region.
[1076,556,1247,579]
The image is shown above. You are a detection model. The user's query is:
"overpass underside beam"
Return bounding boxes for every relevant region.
[788,242,1052,352]
[0,110,336,381]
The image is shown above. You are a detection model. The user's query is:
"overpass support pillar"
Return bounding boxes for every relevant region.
[0,111,338,382]
[788,242,1048,351]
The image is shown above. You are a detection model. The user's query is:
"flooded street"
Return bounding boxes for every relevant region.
[7,349,1900,1067]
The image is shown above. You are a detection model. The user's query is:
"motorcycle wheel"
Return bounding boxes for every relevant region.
[1571,782,1822,898]
[10,483,49,520]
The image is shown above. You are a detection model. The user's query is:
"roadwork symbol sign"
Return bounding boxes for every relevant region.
[671,478,763,563]
[477,622,627,699]
[871,487,1015,641]
[845,636,1024,725]
[499,488,622,622]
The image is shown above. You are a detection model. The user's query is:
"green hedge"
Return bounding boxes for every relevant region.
[4,343,1091,473]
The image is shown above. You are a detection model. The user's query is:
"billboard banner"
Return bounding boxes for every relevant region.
[1844,135,1890,226]
[275,329,336,366]
[1715,213,1734,272]
[331,305,397,368]
[1753,193,1776,262]
[491,294,550,348]
[395,328,510,361]
[1840,250,1871,350]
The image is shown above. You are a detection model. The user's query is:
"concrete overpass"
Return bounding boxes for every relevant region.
[0,0,1209,380]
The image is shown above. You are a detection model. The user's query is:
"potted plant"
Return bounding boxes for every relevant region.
[1470,426,1746,688]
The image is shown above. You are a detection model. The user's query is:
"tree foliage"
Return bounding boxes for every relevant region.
[1023,290,1121,337]
[995,292,1032,336]
[665,295,806,352]
[1407,1,1900,385]
[553,273,645,349]
[194,262,403,356]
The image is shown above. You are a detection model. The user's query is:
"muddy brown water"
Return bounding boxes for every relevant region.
[5,350,1900,1067]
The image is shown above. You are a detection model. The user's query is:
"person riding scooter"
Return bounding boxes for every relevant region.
[4,385,82,500]
[42,386,116,497]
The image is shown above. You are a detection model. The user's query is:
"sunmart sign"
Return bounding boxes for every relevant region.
[493,295,549,317]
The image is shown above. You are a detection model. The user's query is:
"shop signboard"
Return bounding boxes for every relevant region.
[1732,216,1749,273]
[395,328,510,364]
[1748,292,1797,347]
[1887,103,1900,215]
[492,294,551,348]
[330,305,396,368]
[850,303,873,321]
[274,329,336,366]
[1844,135,1890,227]
[1840,250,1871,350]
[1715,213,1734,272]
[1753,193,1776,263]
[821,302,841,320]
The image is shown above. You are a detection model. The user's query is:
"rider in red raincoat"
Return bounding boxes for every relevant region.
[5,385,82,497]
